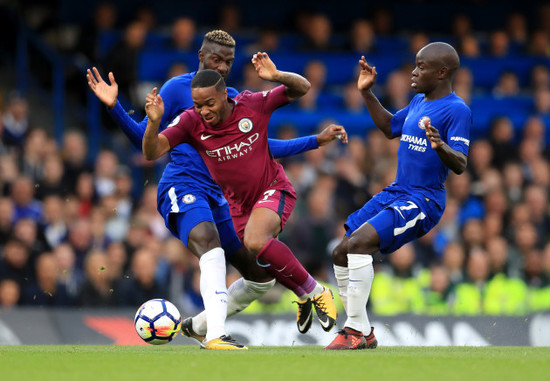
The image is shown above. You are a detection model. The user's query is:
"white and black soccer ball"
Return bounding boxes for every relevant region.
[134,299,182,345]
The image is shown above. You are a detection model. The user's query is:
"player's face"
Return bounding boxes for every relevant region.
[199,43,235,79]
[192,86,229,126]
[411,52,439,94]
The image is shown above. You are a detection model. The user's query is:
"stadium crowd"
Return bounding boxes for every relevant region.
[1,2,550,316]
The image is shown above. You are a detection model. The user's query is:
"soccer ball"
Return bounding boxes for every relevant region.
[134,299,182,345]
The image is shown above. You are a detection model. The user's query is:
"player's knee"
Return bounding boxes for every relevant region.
[348,233,377,254]
[243,235,269,255]
[332,241,348,266]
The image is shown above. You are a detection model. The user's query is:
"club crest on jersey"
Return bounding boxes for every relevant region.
[167,115,180,128]
[182,194,196,204]
[238,118,253,133]
[418,116,430,130]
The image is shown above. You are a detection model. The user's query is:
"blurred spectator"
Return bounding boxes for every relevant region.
[53,243,84,299]
[489,116,518,169]
[246,27,280,55]
[523,184,550,243]
[381,67,412,111]
[502,162,524,204]
[451,13,473,41]
[136,184,170,240]
[487,236,519,278]
[488,30,510,57]
[74,172,96,218]
[76,1,117,62]
[347,19,375,54]
[459,34,481,58]
[531,65,550,93]
[36,154,68,200]
[446,172,484,226]
[506,12,528,46]
[10,176,42,223]
[22,253,75,306]
[0,238,33,288]
[297,60,327,110]
[102,21,147,106]
[483,212,504,241]
[133,5,156,31]
[166,62,189,80]
[19,128,50,181]
[67,218,94,269]
[453,248,489,315]
[0,197,14,246]
[170,17,196,52]
[342,81,365,112]
[371,7,394,36]
[534,87,550,115]
[42,195,68,247]
[241,63,271,92]
[61,130,92,194]
[409,32,429,57]
[117,247,168,306]
[461,218,485,253]
[93,150,119,198]
[218,4,241,34]
[422,263,453,315]
[77,249,117,307]
[105,241,128,280]
[299,13,339,51]
[370,244,425,315]
[467,139,494,188]
[13,217,50,258]
[0,279,21,308]
[2,93,29,148]
[453,67,473,105]
[493,71,520,97]
[529,30,550,57]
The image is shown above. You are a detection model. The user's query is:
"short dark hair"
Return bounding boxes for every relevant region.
[191,69,226,91]
[203,30,235,48]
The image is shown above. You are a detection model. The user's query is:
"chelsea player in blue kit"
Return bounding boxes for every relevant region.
[87,30,346,349]
[325,42,471,350]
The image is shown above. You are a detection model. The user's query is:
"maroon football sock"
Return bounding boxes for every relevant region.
[256,238,316,297]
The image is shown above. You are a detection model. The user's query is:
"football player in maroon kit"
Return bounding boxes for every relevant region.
[143,52,346,337]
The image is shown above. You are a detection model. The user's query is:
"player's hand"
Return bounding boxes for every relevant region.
[424,118,444,149]
[145,88,164,123]
[251,52,278,82]
[86,67,118,109]
[357,56,377,93]
[317,124,348,146]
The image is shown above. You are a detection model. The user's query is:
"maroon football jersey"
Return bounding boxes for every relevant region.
[162,85,296,214]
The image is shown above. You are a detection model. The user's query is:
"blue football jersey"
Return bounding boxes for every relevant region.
[388,92,472,209]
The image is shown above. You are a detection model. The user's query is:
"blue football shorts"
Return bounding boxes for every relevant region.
[344,189,443,255]
[157,183,242,257]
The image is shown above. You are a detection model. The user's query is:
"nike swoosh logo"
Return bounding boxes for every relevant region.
[201,134,213,140]
[275,265,287,272]
[319,317,332,329]
[298,309,312,332]
[258,200,274,204]
[215,290,227,295]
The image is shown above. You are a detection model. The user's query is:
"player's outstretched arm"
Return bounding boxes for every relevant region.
[143,88,171,160]
[87,67,147,148]
[424,120,467,174]
[268,124,347,158]
[251,52,311,102]
[316,124,348,146]
[357,56,394,139]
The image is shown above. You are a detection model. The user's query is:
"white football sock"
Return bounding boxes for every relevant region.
[198,247,227,342]
[193,277,276,336]
[333,264,349,314]
[301,282,325,300]
[344,254,374,334]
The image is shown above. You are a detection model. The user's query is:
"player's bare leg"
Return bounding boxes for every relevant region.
[245,207,337,333]
[326,223,377,350]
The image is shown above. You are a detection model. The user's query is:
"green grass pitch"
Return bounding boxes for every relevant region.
[2,345,549,381]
